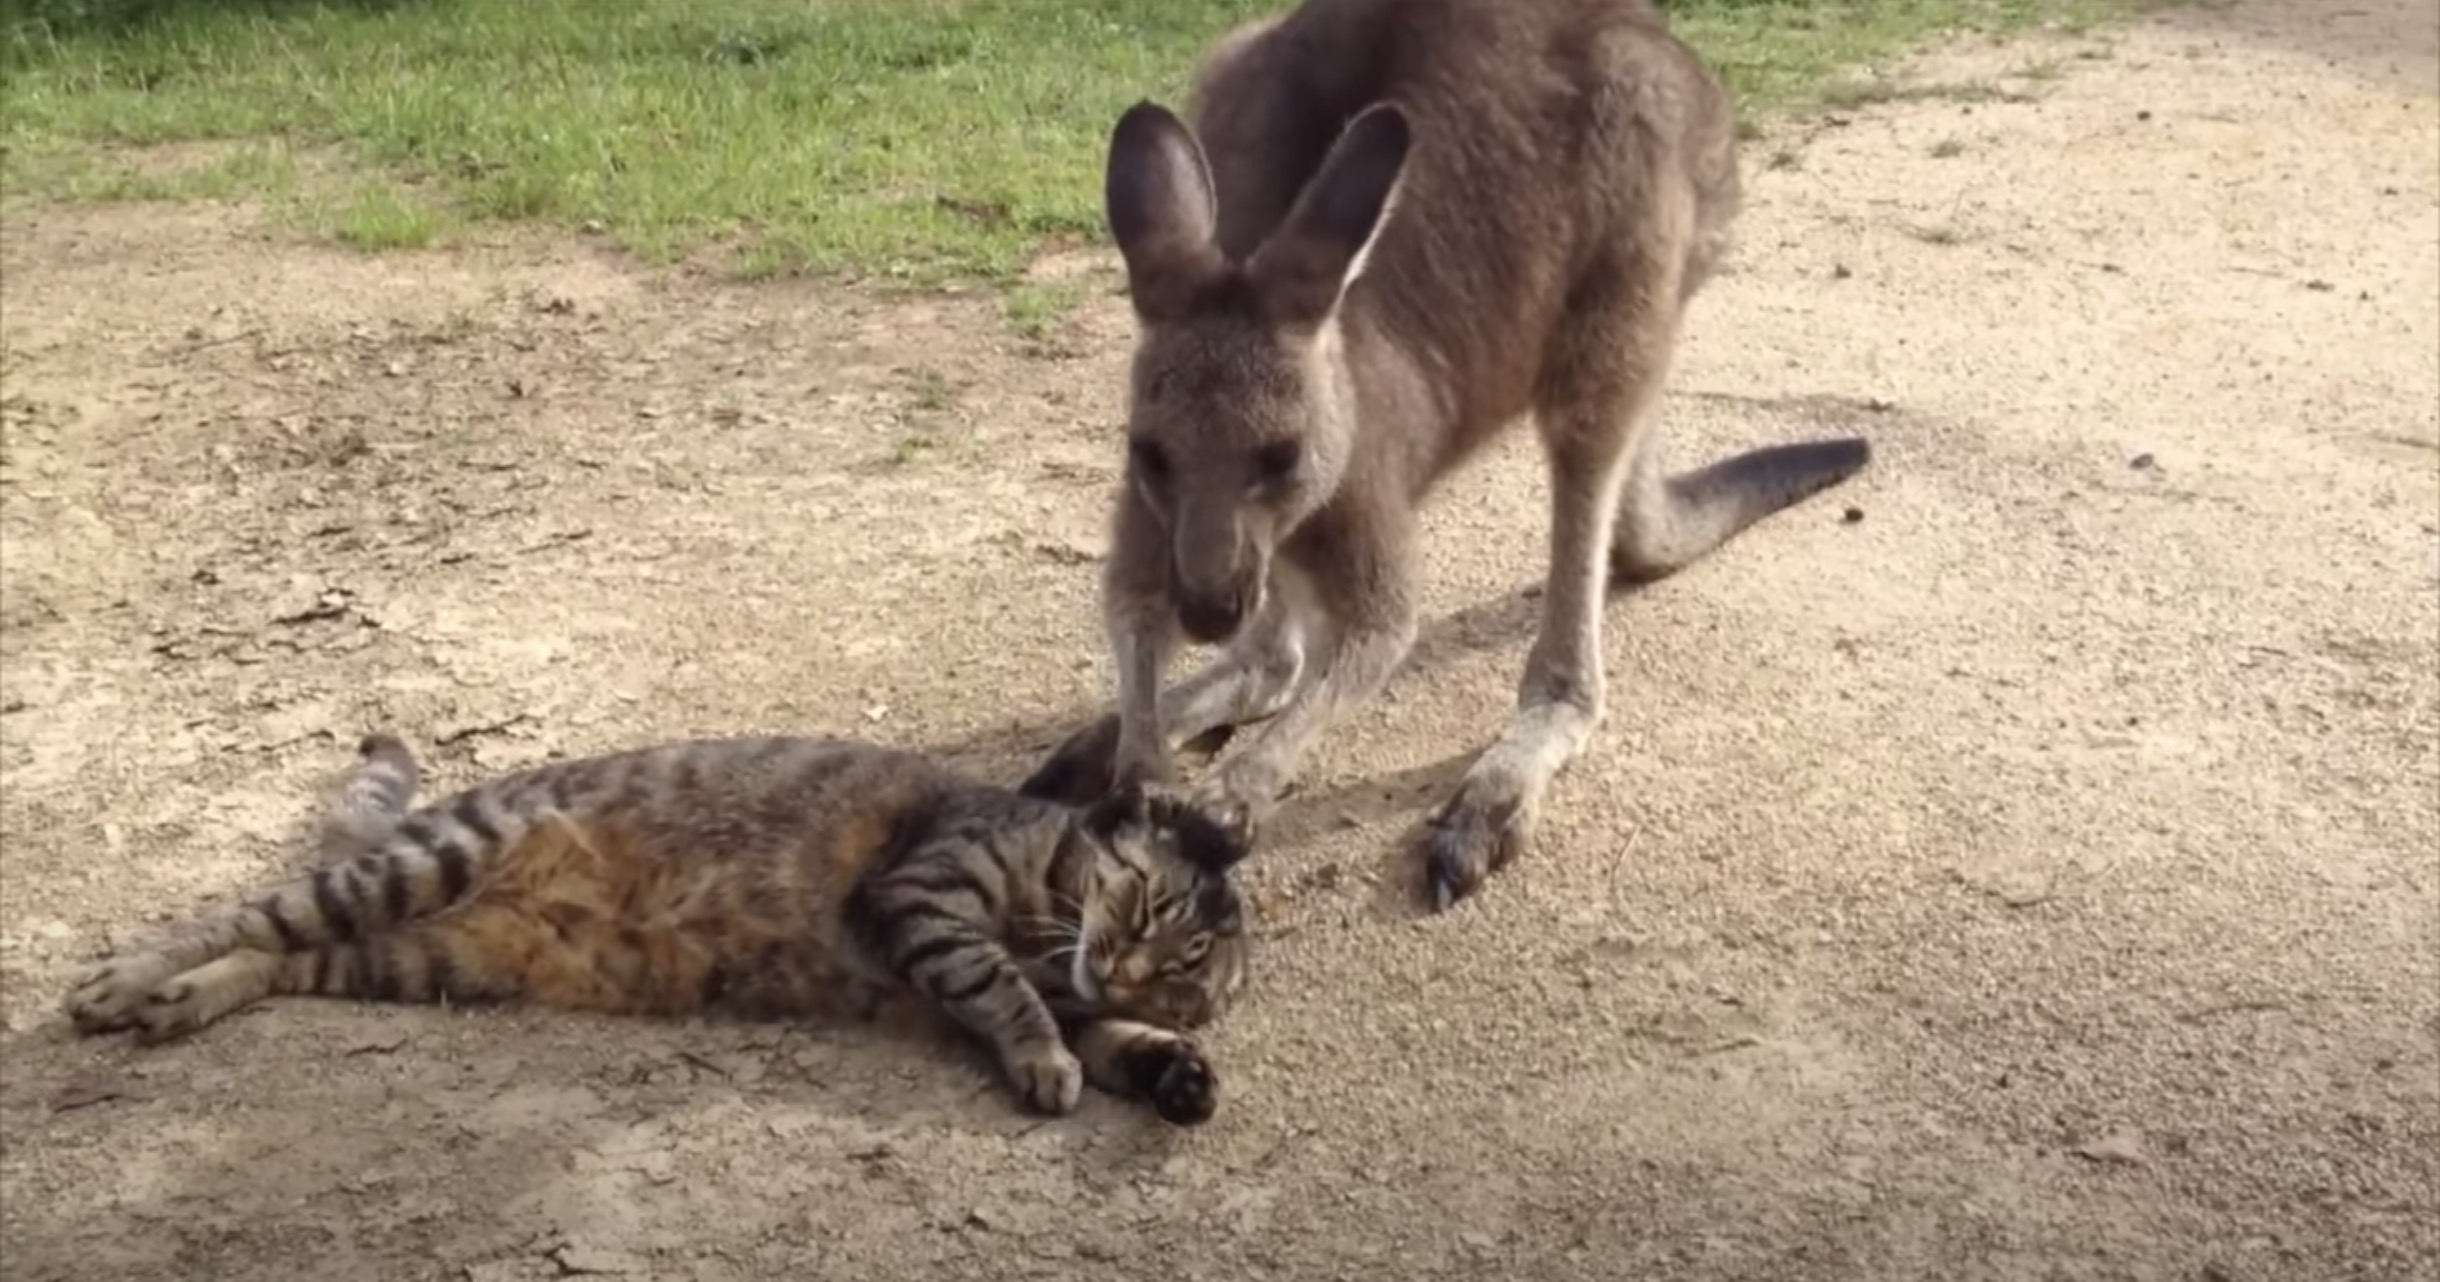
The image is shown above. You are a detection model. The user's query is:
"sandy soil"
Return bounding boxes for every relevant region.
[2,2,2434,1279]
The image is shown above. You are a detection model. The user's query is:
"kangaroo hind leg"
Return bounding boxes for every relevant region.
[1416,244,1680,910]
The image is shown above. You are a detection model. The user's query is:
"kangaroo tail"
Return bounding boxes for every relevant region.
[1612,436,1871,584]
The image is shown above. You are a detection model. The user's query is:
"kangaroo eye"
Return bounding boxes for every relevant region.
[1129,438,1171,485]
[1179,935,1210,964]
[1252,440,1301,487]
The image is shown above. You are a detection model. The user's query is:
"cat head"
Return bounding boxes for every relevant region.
[1068,783,1252,1028]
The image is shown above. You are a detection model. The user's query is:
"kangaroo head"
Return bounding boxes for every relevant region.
[1102,99,1411,643]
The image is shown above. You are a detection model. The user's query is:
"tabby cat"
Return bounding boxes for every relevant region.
[62,732,1252,1125]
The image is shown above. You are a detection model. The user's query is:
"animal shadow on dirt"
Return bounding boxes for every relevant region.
[15,995,1208,1278]
[922,576,1672,913]
[919,388,1896,910]
[13,805,1220,1278]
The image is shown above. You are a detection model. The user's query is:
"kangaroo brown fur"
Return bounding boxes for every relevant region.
[1022,0,1871,909]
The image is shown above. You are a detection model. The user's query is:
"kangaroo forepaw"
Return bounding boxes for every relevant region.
[1176,777,1263,860]
[1414,790,1534,912]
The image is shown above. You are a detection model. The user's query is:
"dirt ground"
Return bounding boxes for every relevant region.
[2,2,2434,1279]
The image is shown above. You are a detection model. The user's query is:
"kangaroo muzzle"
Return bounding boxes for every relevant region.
[1175,581,1255,644]
[1171,501,1262,644]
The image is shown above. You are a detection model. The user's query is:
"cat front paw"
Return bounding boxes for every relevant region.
[1147,1042,1219,1127]
[1007,1045,1085,1117]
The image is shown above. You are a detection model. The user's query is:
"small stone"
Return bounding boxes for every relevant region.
[2073,1130,2147,1165]
[551,1243,644,1275]
[345,1030,410,1056]
[50,1078,134,1112]
[1831,262,1853,280]
[1841,506,1865,524]
[2129,452,2157,471]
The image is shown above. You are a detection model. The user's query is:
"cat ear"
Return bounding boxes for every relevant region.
[1198,877,1244,934]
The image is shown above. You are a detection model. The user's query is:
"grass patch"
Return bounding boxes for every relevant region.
[1816,77,2036,109]
[1002,277,1096,349]
[881,363,959,466]
[322,176,445,250]
[33,137,298,202]
[4,0,2151,281]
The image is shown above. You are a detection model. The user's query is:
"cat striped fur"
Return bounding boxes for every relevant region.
[62,733,1252,1125]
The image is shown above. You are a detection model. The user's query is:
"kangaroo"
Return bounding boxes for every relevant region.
[1021,0,1871,908]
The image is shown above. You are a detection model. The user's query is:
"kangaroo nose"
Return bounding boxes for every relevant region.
[1177,593,1245,644]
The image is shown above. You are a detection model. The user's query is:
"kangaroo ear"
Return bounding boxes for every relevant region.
[1247,102,1411,329]
[1106,100,1225,323]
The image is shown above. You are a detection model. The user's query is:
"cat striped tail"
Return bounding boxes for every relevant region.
[312,733,423,862]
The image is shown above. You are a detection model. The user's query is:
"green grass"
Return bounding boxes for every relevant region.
[2,0,2146,282]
